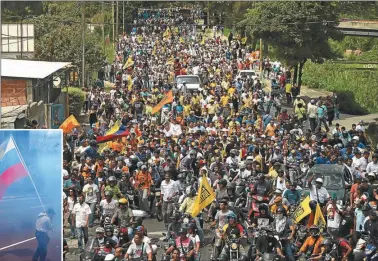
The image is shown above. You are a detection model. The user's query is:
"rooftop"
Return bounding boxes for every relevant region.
[1,59,71,79]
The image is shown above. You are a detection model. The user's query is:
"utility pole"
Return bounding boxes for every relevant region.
[82,3,86,88]
[122,1,125,33]
[207,2,210,26]
[20,20,23,59]
[102,1,105,53]
[116,0,119,40]
[259,38,263,74]
[112,1,115,46]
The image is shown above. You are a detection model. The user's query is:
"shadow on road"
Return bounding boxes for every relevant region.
[0,248,34,257]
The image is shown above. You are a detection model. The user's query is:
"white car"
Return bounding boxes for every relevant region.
[236,70,259,81]
[175,75,202,92]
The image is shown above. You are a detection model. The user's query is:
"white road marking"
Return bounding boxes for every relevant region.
[0,237,36,251]
[147,231,167,236]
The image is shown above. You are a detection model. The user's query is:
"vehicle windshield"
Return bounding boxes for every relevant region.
[240,71,256,77]
[176,77,200,84]
[304,172,344,189]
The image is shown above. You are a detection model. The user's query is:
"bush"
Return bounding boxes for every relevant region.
[63,87,84,117]
[302,61,378,115]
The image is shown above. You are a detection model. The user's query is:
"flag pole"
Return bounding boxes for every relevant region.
[10,135,46,213]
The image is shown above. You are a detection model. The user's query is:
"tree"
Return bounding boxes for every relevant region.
[239,2,343,87]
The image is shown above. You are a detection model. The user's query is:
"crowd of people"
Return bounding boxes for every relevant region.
[61,7,378,261]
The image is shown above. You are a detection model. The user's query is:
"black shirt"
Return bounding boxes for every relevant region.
[338,215,353,238]
[256,235,281,253]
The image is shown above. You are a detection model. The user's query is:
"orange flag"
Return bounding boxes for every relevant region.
[59,115,80,134]
[151,90,174,114]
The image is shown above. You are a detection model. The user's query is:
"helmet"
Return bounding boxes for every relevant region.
[96,227,105,233]
[188,223,197,232]
[309,225,320,236]
[189,150,196,156]
[309,200,317,210]
[133,217,143,226]
[141,165,147,170]
[258,203,268,212]
[239,162,246,169]
[257,173,265,179]
[108,176,116,182]
[230,149,237,155]
[179,227,188,235]
[104,254,115,261]
[276,206,287,216]
[373,153,378,159]
[118,198,128,204]
[226,182,236,189]
[218,179,227,186]
[104,190,114,197]
[163,166,170,172]
[321,238,333,247]
[227,213,237,220]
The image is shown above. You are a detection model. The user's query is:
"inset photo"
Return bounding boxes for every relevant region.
[0,130,62,261]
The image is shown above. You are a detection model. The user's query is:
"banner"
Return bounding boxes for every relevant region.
[97,121,121,153]
[314,203,326,232]
[241,37,247,44]
[96,125,130,143]
[291,196,312,223]
[191,175,216,217]
[151,90,173,114]
[59,115,80,134]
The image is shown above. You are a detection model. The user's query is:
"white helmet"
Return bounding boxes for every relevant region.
[104,254,115,261]
[315,178,323,183]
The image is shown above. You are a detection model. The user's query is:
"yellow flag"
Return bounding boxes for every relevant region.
[59,115,80,134]
[180,37,185,43]
[314,203,326,232]
[291,196,312,223]
[241,37,247,44]
[163,27,171,38]
[191,175,216,217]
[166,56,174,65]
[123,57,134,70]
[137,35,143,44]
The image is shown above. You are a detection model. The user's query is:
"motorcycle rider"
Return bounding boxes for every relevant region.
[179,149,196,172]
[93,227,117,259]
[226,149,240,167]
[251,203,274,228]
[179,187,205,244]
[161,172,179,229]
[165,227,195,261]
[100,190,118,226]
[104,176,123,200]
[252,173,272,198]
[210,198,235,229]
[209,179,228,221]
[296,225,324,257]
[134,164,153,215]
[125,233,153,261]
[254,226,286,261]
[283,181,302,206]
[232,162,251,181]
[167,213,183,240]
[111,198,134,241]
[117,172,133,196]
[218,227,248,261]
[272,207,295,261]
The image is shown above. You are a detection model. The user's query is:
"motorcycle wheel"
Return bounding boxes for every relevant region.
[156,208,163,222]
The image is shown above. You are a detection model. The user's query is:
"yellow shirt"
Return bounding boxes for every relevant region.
[221,96,229,106]
[183,105,191,117]
[268,169,278,179]
[179,196,196,214]
[207,104,215,114]
[254,154,262,166]
[228,87,236,96]
[265,124,276,137]
[285,83,292,93]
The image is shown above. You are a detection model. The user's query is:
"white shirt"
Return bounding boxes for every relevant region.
[326,204,341,229]
[36,213,53,233]
[367,162,378,173]
[100,199,118,217]
[67,196,76,212]
[72,202,92,228]
[352,156,363,170]
[309,184,330,204]
[307,103,318,118]
[161,179,179,202]
[82,183,99,204]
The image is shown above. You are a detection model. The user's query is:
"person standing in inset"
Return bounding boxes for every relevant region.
[32,208,56,261]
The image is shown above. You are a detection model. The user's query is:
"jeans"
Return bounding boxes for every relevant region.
[193,217,205,243]
[138,189,149,213]
[283,240,295,261]
[68,212,76,237]
[309,117,317,132]
[76,227,89,250]
[317,117,329,131]
[32,231,49,261]
[87,202,97,226]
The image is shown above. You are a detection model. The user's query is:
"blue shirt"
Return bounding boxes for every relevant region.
[283,189,302,205]
[316,156,329,164]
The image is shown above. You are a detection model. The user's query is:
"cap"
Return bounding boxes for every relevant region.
[310,99,315,104]
[315,178,323,183]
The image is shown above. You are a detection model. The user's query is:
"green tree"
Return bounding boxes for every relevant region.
[239,2,343,87]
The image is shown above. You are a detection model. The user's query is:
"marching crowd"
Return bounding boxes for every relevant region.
[58,7,378,261]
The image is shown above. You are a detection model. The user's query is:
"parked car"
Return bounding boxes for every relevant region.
[301,164,353,203]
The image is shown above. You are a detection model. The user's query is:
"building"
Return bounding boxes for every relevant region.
[1,59,72,129]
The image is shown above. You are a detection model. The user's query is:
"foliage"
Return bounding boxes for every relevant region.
[302,61,378,114]
[239,2,343,66]
[62,87,85,117]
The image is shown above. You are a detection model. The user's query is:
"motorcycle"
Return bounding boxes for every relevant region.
[250,195,270,217]
[154,187,163,222]
[80,237,113,261]
[219,235,248,261]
